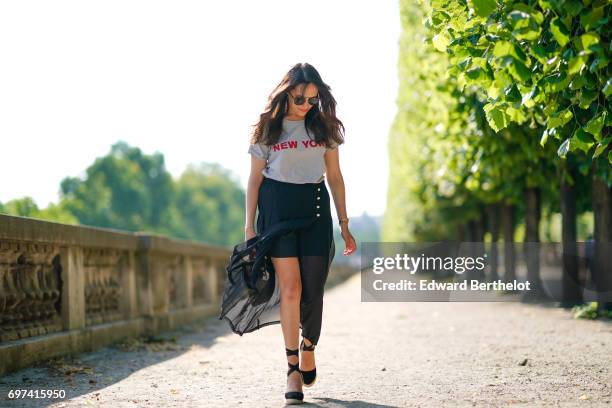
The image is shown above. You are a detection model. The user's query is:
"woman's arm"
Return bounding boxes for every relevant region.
[324,148,348,221]
[324,148,357,255]
[245,156,267,239]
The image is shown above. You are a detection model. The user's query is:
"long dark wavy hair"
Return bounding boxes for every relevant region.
[250,63,345,149]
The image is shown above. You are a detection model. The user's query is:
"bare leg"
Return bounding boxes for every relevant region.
[272,256,303,395]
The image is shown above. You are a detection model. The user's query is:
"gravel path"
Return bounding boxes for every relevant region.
[1,271,610,407]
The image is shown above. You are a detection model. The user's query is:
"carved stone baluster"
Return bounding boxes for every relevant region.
[0,255,8,340]
[35,251,54,325]
[207,259,219,305]
[33,260,47,336]
[93,261,102,324]
[168,255,177,308]
[83,249,123,324]
[17,254,38,338]
[191,258,206,304]
[108,251,121,317]
[44,255,62,334]
[4,254,26,341]
[99,261,108,321]
[48,255,62,315]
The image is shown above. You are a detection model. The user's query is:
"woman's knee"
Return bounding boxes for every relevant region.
[281,282,301,302]
[272,257,301,302]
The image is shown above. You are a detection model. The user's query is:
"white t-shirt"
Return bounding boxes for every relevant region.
[248,118,338,184]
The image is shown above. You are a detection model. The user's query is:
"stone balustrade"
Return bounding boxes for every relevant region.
[0,214,231,375]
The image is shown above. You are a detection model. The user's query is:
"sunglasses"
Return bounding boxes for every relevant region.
[289,92,320,106]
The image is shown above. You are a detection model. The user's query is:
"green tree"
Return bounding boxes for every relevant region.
[60,141,175,231]
[171,162,245,247]
[0,197,78,224]
[425,0,611,308]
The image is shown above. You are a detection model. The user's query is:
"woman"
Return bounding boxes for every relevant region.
[245,63,356,405]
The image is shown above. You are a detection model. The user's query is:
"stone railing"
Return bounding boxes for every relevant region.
[0,214,231,375]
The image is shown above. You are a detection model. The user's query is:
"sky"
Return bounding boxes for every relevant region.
[0,1,401,218]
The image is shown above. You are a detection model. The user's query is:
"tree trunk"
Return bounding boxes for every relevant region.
[464,210,486,281]
[474,206,486,281]
[592,165,612,311]
[457,223,466,242]
[523,187,546,300]
[560,161,581,306]
[501,203,516,286]
[465,219,477,281]
[486,203,501,281]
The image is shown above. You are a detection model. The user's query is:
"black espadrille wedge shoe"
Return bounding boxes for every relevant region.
[285,347,304,405]
[299,338,317,387]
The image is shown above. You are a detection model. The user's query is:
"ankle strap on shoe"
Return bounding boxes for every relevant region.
[285,347,299,357]
[287,361,299,376]
[300,339,315,351]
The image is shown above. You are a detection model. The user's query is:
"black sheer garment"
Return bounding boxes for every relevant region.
[218,176,335,343]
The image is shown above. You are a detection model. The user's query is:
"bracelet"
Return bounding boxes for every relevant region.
[338,217,349,226]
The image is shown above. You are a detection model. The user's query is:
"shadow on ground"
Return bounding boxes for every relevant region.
[0,316,231,407]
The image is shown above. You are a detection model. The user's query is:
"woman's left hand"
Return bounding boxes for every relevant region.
[340,226,357,255]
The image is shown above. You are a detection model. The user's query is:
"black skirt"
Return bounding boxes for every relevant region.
[257,176,335,258]
[218,176,335,336]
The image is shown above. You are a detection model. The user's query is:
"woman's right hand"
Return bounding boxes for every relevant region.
[245,226,257,241]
